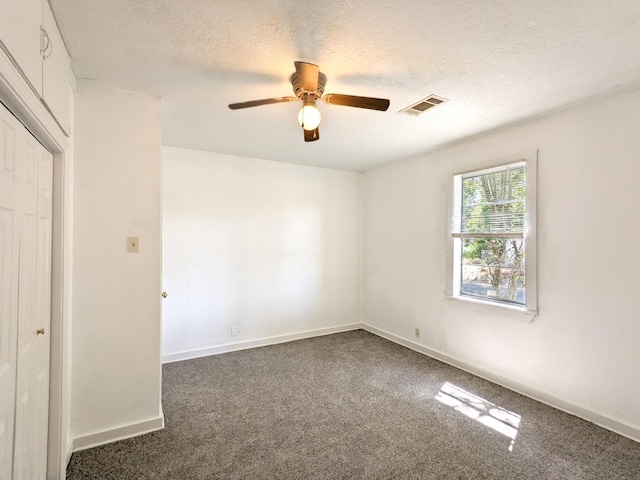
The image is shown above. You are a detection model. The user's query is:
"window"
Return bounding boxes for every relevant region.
[449,155,537,314]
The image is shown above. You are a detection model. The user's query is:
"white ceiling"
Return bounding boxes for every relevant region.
[51,0,640,172]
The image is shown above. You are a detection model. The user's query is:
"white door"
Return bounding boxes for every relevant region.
[0,100,20,480]
[0,102,53,480]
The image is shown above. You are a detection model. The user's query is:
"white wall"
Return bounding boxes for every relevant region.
[71,82,163,448]
[363,87,640,440]
[162,147,362,360]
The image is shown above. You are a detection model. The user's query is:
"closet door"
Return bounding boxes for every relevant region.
[33,130,53,479]
[0,101,52,479]
[0,103,20,480]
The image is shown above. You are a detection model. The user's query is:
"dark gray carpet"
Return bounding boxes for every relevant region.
[67,330,640,479]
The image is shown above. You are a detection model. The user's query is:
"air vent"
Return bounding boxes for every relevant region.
[400,95,448,116]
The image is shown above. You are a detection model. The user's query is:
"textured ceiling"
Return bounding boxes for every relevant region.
[51,0,640,171]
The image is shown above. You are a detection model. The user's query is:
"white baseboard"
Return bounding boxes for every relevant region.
[72,413,165,452]
[363,324,640,444]
[162,323,364,364]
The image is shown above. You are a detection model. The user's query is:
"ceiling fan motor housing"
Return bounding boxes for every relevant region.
[291,71,327,100]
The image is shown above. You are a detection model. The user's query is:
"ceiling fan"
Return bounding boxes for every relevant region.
[228,61,390,142]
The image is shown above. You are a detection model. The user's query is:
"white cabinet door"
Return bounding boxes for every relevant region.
[42,1,71,134]
[0,0,43,94]
[0,101,52,480]
[0,0,72,135]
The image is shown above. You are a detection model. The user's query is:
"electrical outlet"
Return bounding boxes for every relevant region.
[415,328,420,338]
[231,325,238,337]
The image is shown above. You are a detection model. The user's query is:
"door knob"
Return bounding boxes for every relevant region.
[162,291,168,298]
[37,328,45,336]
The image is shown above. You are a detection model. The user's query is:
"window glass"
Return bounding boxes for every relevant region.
[453,163,527,306]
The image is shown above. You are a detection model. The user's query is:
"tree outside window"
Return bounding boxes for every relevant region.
[453,163,526,305]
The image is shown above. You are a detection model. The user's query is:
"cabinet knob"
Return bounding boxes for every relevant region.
[37,328,46,336]
[162,291,168,298]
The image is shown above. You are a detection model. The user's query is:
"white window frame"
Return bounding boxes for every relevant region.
[445,151,538,321]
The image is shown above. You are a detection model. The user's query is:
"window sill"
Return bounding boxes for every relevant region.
[446,294,537,323]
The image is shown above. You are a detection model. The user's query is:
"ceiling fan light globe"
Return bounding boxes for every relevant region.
[297,104,321,131]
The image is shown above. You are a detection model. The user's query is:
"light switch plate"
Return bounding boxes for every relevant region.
[127,236,139,253]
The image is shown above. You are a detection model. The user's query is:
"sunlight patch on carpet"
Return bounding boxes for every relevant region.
[435,382,521,451]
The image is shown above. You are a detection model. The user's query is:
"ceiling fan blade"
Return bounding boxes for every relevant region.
[304,127,320,142]
[322,94,390,111]
[228,97,298,110]
[294,61,320,92]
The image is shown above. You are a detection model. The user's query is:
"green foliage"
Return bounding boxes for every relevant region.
[460,166,526,301]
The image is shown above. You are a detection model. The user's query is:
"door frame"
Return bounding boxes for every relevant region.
[0,45,72,479]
